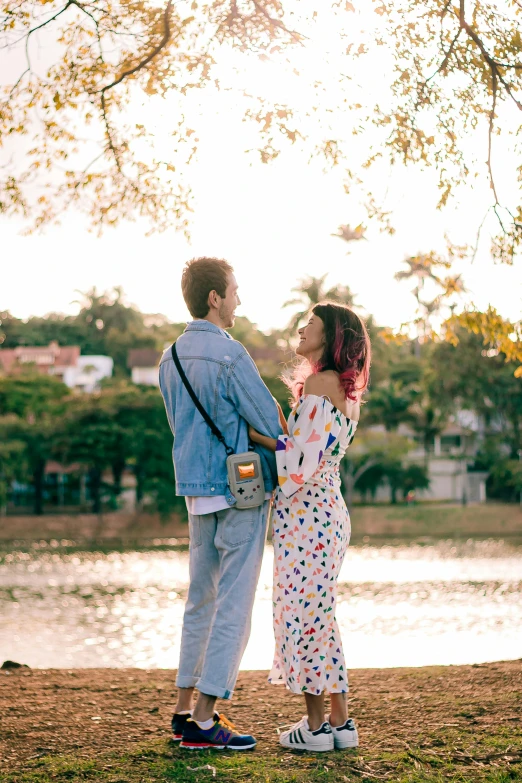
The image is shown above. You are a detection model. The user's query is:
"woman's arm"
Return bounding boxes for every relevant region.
[249,425,277,452]
[249,402,288,451]
[274,395,334,497]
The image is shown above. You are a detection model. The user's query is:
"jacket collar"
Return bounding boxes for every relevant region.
[184,320,232,340]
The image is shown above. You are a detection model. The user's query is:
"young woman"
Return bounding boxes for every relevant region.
[249,301,371,752]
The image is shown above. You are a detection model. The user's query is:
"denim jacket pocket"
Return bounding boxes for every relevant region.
[220,508,255,548]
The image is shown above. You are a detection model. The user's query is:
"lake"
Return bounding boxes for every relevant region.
[1,538,521,669]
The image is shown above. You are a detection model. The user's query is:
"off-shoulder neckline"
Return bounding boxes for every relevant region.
[299,393,359,424]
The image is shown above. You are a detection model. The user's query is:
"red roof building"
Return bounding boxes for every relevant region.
[0,341,81,380]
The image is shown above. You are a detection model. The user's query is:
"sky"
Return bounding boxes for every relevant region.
[2,136,521,334]
[1,3,521,335]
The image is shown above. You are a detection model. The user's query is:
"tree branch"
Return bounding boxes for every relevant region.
[487,70,499,206]
[8,65,29,97]
[425,29,461,85]
[95,0,172,183]
[99,0,173,97]
[457,2,522,112]
[0,1,72,49]
[251,0,303,44]
[471,209,489,262]
[342,457,381,485]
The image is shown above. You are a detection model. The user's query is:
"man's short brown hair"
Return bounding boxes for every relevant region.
[181,257,234,319]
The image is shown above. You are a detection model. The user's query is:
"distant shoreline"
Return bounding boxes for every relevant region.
[1,502,521,547]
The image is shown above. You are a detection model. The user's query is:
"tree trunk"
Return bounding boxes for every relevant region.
[341,459,381,507]
[112,459,125,498]
[135,465,145,506]
[509,412,520,458]
[423,433,431,468]
[390,484,398,505]
[33,460,45,515]
[90,467,102,515]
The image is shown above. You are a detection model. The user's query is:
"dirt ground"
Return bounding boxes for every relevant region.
[1,661,521,772]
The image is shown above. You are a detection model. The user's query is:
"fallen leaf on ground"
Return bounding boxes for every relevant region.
[187,765,217,777]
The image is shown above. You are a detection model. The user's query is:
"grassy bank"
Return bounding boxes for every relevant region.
[350,502,522,541]
[0,503,520,548]
[1,662,521,782]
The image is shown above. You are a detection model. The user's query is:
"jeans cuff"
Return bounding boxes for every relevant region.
[196,677,233,700]
[176,675,199,689]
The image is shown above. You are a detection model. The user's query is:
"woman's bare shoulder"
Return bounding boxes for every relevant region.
[303,371,339,396]
[303,372,360,418]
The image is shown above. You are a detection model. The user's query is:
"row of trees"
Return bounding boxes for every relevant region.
[0,376,178,516]
[0,370,432,516]
[0,288,185,375]
[1,276,521,514]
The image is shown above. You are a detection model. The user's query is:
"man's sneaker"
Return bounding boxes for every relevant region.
[180,714,256,751]
[279,716,334,752]
[330,717,359,749]
[171,711,219,741]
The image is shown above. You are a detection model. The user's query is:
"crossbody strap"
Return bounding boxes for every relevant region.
[171,342,234,456]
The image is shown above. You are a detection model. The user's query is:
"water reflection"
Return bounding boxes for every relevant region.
[1,540,521,669]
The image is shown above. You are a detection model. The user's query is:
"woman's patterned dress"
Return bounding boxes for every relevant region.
[268,394,357,696]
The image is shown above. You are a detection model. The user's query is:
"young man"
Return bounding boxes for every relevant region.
[159,257,282,751]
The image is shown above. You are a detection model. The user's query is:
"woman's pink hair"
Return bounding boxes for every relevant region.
[285,301,371,405]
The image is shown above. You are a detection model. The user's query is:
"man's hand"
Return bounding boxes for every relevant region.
[249,425,262,444]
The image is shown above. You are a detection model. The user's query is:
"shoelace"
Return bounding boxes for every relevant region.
[218,713,237,732]
[276,718,306,735]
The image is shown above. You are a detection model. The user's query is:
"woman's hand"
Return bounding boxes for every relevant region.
[277,403,289,435]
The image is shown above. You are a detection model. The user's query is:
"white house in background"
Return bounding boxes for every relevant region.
[127,349,161,386]
[63,355,114,392]
[0,341,113,393]
[406,424,488,504]
[353,417,489,504]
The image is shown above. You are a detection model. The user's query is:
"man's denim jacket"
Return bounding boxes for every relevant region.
[159,320,282,503]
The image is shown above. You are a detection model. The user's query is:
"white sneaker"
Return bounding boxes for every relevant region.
[330,717,359,749]
[279,716,334,752]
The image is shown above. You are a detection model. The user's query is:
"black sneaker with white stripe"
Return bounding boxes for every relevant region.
[279,716,334,752]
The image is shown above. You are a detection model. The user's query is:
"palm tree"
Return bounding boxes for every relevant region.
[283,275,356,335]
[409,393,450,466]
[395,254,468,350]
[395,253,452,353]
[340,431,412,505]
[365,381,417,432]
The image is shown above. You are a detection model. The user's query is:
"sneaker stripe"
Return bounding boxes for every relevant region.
[297,728,304,744]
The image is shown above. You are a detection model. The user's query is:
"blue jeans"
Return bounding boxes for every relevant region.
[176,501,270,699]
